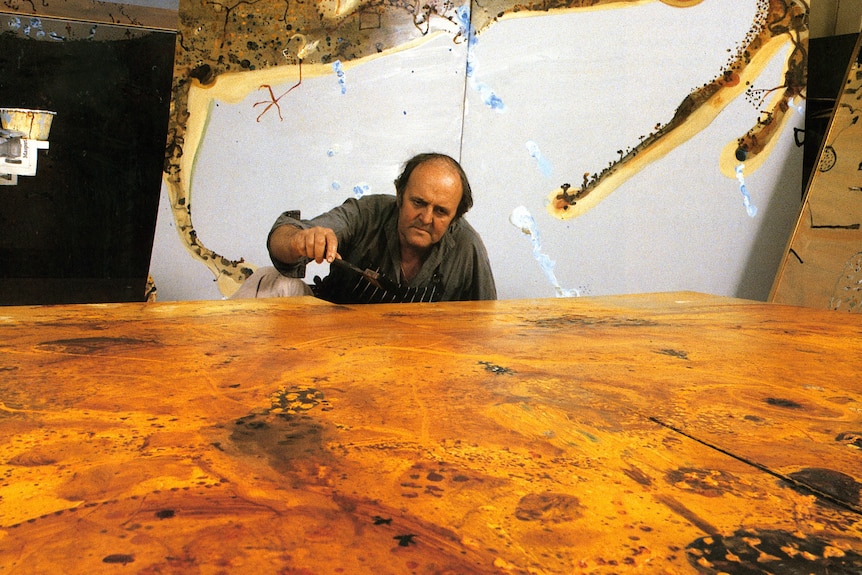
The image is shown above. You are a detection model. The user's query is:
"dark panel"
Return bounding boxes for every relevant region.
[802,33,859,196]
[0,21,175,305]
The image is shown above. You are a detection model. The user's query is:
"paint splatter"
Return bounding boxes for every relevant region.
[829,251,862,312]
[455,6,505,112]
[735,163,757,217]
[509,206,579,297]
[687,528,862,574]
[526,141,552,176]
[22,18,46,38]
[352,182,369,198]
[788,96,804,115]
[332,60,346,94]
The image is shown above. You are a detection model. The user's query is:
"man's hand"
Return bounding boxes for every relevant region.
[270,225,339,264]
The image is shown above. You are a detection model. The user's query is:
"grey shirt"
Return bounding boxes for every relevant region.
[268,194,496,303]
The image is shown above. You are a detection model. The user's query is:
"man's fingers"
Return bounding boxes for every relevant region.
[300,227,337,263]
[325,233,338,263]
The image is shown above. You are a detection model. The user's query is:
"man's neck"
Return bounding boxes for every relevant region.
[400,246,429,283]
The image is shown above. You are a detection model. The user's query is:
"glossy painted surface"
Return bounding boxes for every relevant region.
[1,293,860,573]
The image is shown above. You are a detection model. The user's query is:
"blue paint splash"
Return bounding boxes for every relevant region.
[509,206,579,297]
[735,163,757,217]
[526,141,552,176]
[28,18,44,38]
[788,96,805,115]
[352,182,370,198]
[455,6,505,112]
[332,61,346,94]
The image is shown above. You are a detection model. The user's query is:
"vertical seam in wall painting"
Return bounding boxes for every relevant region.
[832,0,840,36]
[457,0,475,164]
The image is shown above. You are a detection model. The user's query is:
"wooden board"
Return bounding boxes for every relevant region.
[771,33,862,311]
[1,293,861,573]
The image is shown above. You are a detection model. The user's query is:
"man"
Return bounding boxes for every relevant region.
[252,152,496,304]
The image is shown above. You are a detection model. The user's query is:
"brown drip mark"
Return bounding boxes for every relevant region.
[36,337,159,355]
[102,554,135,565]
[656,348,689,360]
[765,397,802,409]
[525,314,660,328]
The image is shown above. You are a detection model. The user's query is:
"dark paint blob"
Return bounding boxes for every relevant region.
[514,492,582,523]
[394,534,416,547]
[36,337,156,355]
[666,467,739,497]
[102,554,134,565]
[155,508,175,519]
[657,348,689,360]
[687,528,862,574]
[623,465,652,487]
[478,361,514,375]
[189,63,214,84]
[765,397,802,409]
[788,467,861,505]
[835,431,862,449]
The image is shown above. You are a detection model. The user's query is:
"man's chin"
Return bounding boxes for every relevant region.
[405,230,434,249]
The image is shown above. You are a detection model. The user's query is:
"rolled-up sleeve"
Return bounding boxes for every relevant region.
[267,211,309,278]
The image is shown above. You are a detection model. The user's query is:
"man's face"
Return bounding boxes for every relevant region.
[397,159,463,253]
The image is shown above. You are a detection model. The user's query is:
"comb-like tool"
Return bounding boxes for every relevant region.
[330,258,400,292]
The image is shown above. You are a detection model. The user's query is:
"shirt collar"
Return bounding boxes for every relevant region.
[385,209,460,284]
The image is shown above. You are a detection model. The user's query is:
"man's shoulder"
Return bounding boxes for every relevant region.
[449,217,483,241]
[353,194,396,208]
[444,217,490,258]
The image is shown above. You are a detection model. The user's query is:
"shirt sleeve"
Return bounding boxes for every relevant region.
[267,198,381,277]
[441,218,497,301]
[469,241,497,301]
[266,210,309,278]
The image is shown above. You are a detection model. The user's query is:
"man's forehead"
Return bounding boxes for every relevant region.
[406,161,462,194]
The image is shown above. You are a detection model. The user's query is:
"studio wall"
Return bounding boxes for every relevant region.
[149,0,808,302]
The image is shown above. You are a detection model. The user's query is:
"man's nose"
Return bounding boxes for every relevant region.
[418,206,433,223]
